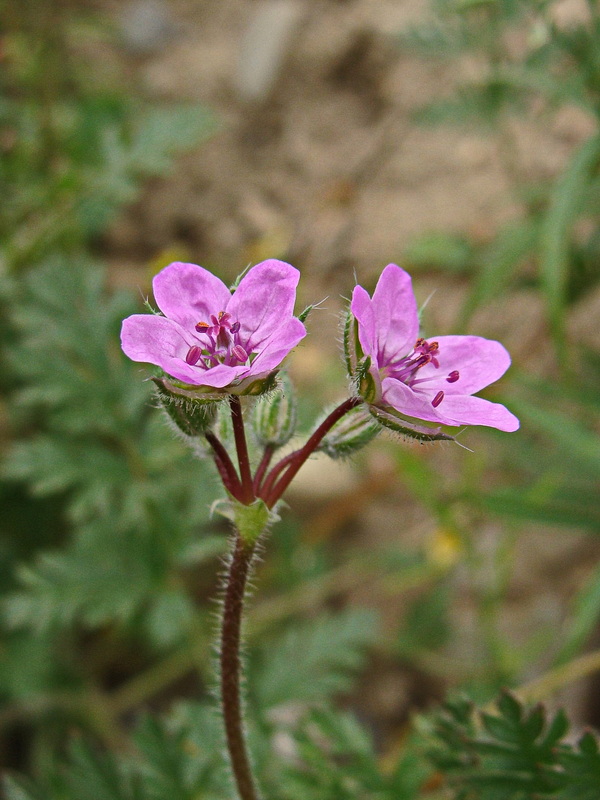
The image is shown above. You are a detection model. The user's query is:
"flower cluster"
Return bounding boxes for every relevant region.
[121,259,518,438]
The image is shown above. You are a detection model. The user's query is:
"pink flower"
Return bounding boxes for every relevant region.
[350,264,519,432]
[121,260,306,392]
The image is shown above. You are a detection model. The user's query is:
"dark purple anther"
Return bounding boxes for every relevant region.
[186,345,202,365]
[230,321,241,334]
[431,390,444,408]
[446,371,460,383]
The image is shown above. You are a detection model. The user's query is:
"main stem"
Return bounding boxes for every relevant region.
[220,533,259,800]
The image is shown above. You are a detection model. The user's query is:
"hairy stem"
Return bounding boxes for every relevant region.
[230,396,254,504]
[263,396,362,507]
[220,534,260,800]
[205,430,244,502]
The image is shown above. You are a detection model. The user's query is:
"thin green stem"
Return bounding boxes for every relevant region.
[230,396,254,504]
[220,533,260,800]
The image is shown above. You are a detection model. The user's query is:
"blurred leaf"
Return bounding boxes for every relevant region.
[539,134,600,358]
[250,608,378,711]
[403,230,475,273]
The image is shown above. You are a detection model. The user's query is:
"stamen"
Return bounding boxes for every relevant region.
[432,390,444,408]
[446,371,459,383]
[186,345,202,365]
[230,321,241,334]
[195,321,210,332]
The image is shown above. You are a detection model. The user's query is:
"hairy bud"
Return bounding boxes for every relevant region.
[252,373,297,448]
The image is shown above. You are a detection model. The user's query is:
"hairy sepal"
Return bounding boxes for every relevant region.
[369,405,455,443]
[153,377,221,436]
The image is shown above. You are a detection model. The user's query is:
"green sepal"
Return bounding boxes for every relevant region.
[369,405,455,443]
[317,403,380,459]
[233,369,280,396]
[212,497,280,545]
[152,377,221,436]
[355,356,379,404]
[252,372,297,448]
[343,309,364,378]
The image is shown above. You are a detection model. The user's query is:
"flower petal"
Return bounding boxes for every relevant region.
[227,260,302,352]
[438,395,520,432]
[381,377,448,426]
[350,284,377,359]
[249,317,307,375]
[414,335,512,395]
[371,264,419,365]
[152,262,231,331]
[121,314,246,387]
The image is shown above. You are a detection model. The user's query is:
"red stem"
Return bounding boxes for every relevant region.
[252,444,274,495]
[220,534,260,800]
[263,396,362,507]
[229,396,254,505]
[205,431,244,502]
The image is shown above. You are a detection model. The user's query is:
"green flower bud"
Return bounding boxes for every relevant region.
[152,377,221,436]
[368,405,454,443]
[317,403,380,459]
[252,373,297,448]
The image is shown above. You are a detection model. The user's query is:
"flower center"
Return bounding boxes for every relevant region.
[386,338,460,408]
[185,311,251,369]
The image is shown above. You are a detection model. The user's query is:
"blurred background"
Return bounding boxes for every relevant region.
[1,0,600,794]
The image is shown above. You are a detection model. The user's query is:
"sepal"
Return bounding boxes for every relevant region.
[343,310,363,377]
[152,377,221,436]
[317,403,379,459]
[252,372,297,448]
[356,356,379,404]
[369,405,455,443]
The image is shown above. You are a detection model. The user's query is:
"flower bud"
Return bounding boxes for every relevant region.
[152,377,221,436]
[317,403,380,459]
[252,373,297,448]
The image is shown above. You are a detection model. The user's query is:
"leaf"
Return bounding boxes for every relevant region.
[539,133,600,359]
[250,608,378,711]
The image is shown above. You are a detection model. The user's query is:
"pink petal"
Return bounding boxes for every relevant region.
[427,336,512,395]
[381,378,448,426]
[121,314,245,386]
[226,260,302,352]
[350,285,377,359]
[152,262,231,332]
[438,395,520,432]
[249,317,306,374]
[121,314,193,364]
[371,264,419,365]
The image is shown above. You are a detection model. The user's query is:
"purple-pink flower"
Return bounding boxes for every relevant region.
[350,264,519,432]
[121,260,306,391]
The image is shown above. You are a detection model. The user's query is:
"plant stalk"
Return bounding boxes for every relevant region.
[262,396,362,506]
[220,533,260,800]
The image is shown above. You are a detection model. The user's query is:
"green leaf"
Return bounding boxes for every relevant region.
[250,608,378,711]
[539,133,600,358]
